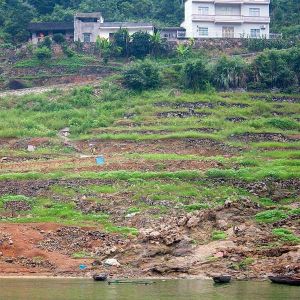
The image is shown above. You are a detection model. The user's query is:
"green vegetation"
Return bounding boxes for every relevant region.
[272,228,300,245]
[211,231,227,241]
[123,60,161,91]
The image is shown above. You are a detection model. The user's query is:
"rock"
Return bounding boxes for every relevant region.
[214,251,224,258]
[27,145,36,152]
[216,219,229,230]
[177,216,188,226]
[186,216,200,228]
[0,157,8,162]
[5,258,14,263]
[224,200,232,208]
[103,258,121,267]
[125,212,139,218]
[0,251,3,256]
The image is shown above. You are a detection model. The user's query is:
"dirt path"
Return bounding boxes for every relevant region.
[0,80,99,97]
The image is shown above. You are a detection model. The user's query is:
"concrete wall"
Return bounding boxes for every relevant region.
[74,19,101,42]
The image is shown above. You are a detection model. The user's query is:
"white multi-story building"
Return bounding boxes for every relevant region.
[181,0,270,39]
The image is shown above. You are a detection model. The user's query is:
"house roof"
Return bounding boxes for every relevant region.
[159,27,186,31]
[75,12,102,19]
[28,22,74,32]
[100,22,154,28]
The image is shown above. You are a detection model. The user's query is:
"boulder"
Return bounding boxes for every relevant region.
[103,258,121,267]
[186,216,200,228]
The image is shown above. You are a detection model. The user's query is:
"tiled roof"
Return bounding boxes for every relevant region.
[28,22,74,31]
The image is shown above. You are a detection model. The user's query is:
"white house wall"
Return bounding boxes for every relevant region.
[182,0,270,39]
[192,22,269,38]
[98,27,154,39]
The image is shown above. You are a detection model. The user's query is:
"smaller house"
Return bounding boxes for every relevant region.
[29,12,155,44]
[159,27,186,41]
[74,12,103,43]
[28,22,74,44]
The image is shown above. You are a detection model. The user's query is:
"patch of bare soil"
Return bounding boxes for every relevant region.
[157,111,210,118]
[0,156,221,174]
[155,101,249,109]
[78,138,239,156]
[230,132,296,142]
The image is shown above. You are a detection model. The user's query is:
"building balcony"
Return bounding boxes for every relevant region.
[191,14,270,24]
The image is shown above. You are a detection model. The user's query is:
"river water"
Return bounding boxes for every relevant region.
[0,278,298,300]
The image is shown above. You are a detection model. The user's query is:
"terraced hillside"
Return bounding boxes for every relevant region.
[0,85,299,279]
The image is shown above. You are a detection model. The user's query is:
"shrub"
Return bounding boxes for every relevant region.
[123,60,161,91]
[39,36,52,49]
[266,118,299,130]
[62,44,75,57]
[34,46,52,61]
[130,31,152,59]
[183,58,210,91]
[255,209,288,223]
[52,33,65,44]
[272,228,300,245]
[212,55,247,89]
[249,49,298,90]
[212,230,227,240]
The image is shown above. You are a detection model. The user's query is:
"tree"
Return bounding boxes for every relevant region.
[183,58,210,91]
[96,37,112,63]
[150,32,162,57]
[112,28,130,57]
[1,0,36,43]
[123,60,161,91]
[52,33,66,44]
[130,31,152,59]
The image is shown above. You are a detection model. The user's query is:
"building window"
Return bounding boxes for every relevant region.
[198,7,209,15]
[83,33,91,42]
[249,8,260,17]
[222,27,235,38]
[198,27,208,36]
[250,29,260,38]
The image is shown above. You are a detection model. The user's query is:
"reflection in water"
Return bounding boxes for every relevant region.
[0,279,299,300]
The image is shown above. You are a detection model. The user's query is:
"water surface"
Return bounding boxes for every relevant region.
[0,278,298,300]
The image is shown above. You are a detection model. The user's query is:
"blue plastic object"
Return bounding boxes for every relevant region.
[96,156,105,165]
[79,264,87,270]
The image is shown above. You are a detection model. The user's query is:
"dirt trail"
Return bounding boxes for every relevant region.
[0,80,99,97]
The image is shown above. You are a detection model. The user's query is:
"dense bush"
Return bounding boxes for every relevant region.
[39,36,52,49]
[249,49,298,90]
[52,33,66,44]
[123,60,161,91]
[129,31,152,59]
[34,46,52,61]
[245,37,296,52]
[212,56,247,89]
[182,58,210,91]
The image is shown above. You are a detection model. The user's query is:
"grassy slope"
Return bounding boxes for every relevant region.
[0,83,299,243]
